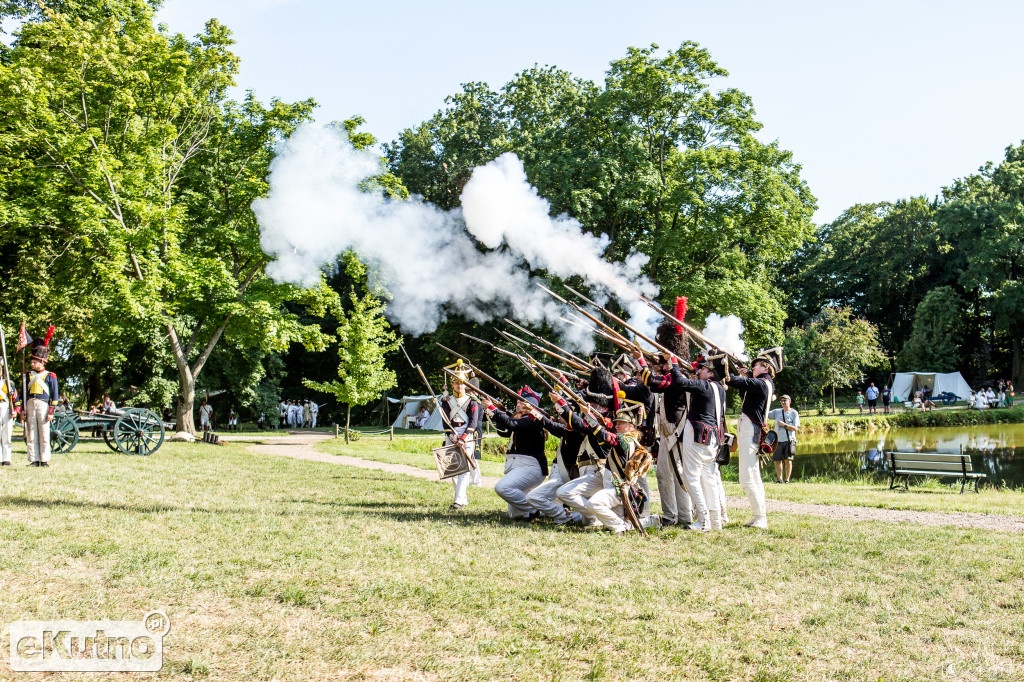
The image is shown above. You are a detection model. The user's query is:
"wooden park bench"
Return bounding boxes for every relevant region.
[886,447,985,494]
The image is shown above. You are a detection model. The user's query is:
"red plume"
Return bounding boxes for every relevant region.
[43,325,55,346]
[674,296,688,334]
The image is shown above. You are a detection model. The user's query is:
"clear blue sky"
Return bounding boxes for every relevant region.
[157,0,1024,224]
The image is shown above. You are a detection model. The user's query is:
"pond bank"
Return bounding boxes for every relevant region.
[784,405,1024,435]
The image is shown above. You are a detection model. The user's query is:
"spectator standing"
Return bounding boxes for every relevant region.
[199,398,213,433]
[767,395,800,483]
[865,383,879,414]
[855,391,865,413]
[228,408,238,431]
[881,385,892,414]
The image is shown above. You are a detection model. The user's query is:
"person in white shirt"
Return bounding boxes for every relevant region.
[199,398,213,433]
[309,401,319,428]
[414,406,430,429]
[767,395,800,483]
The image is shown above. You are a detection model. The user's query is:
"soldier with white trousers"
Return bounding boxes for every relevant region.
[22,337,59,467]
[725,348,784,529]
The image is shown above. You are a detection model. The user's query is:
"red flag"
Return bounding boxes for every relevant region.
[15,320,32,351]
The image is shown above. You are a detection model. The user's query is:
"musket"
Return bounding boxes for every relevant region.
[461,332,583,382]
[503,319,594,370]
[400,345,476,469]
[536,283,635,349]
[505,336,609,430]
[634,293,747,367]
[562,284,676,359]
[494,329,588,377]
[435,342,550,417]
[560,314,633,351]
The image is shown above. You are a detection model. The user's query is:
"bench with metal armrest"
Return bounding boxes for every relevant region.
[886,447,985,494]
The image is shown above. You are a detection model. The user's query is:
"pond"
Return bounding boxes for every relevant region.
[791,423,1024,489]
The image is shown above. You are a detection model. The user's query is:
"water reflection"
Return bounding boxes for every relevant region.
[794,424,1024,488]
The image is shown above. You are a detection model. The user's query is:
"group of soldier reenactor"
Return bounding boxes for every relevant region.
[1,334,60,467]
[437,317,784,533]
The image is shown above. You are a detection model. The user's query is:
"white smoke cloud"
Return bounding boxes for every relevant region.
[254,125,663,352]
[702,313,749,362]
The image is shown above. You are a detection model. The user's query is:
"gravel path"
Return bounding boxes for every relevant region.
[241,433,1024,533]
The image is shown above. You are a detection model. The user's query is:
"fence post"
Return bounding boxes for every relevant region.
[334,423,339,439]
[389,426,394,441]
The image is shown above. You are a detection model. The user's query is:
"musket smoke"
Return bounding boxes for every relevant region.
[254,125,657,349]
[702,313,749,362]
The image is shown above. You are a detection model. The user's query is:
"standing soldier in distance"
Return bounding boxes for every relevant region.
[21,332,59,467]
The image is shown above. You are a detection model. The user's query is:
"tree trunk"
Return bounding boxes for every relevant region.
[1014,337,1023,388]
[345,404,350,444]
[831,386,836,413]
[176,373,196,435]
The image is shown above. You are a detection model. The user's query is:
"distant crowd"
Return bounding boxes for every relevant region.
[970,381,1015,411]
[277,399,320,429]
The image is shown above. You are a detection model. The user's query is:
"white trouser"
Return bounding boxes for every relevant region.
[311,414,318,428]
[682,422,721,529]
[556,464,603,521]
[449,430,480,506]
[495,455,545,518]
[717,466,729,522]
[737,415,767,521]
[657,431,691,523]
[587,470,659,533]
[0,403,13,463]
[25,399,51,463]
[526,467,574,523]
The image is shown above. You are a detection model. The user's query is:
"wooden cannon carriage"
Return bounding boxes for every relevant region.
[49,408,168,456]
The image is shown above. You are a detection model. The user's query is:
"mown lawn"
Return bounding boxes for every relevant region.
[0,440,1022,680]
[321,437,1024,517]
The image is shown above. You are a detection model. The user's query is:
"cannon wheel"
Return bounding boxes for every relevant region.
[102,427,118,452]
[49,414,79,454]
[113,408,165,456]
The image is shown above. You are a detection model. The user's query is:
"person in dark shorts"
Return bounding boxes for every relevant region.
[767,395,799,483]
[881,385,892,414]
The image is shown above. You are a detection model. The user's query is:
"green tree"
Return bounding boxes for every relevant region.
[809,307,886,412]
[898,287,965,371]
[386,43,817,351]
[0,5,332,432]
[938,142,1024,385]
[304,271,401,442]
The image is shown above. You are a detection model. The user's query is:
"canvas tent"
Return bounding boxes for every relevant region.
[390,395,443,431]
[891,372,973,402]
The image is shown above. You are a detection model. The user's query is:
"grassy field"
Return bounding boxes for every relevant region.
[1,440,1022,680]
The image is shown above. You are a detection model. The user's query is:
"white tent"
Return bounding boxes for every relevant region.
[891,372,973,402]
[390,395,443,431]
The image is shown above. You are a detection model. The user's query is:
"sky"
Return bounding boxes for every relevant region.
[148,0,1024,224]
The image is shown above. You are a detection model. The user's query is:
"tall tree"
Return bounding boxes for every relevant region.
[304,260,401,442]
[0,5,332,432]
[807,307,885,411]
[939,142,1024,385]
[898,286,965,372]
[386,43,817,351]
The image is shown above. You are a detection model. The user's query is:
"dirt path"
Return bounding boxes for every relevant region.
[239,433,1024,533]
